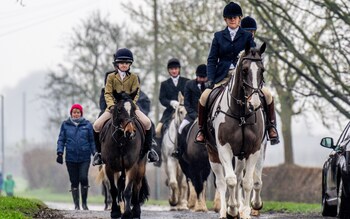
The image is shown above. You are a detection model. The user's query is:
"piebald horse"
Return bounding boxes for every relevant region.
[161,93,189,210]
[206,43,267,219]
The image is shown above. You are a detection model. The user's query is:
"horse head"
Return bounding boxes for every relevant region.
[233,42,266,112]
[112,90,138,139]
[174,92,187,126]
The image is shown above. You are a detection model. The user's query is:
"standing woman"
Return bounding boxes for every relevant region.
[196,2,256,143]
[56,104,96,210]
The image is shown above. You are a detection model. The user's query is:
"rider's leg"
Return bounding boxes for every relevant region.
[261,87,279,145]
[136,110,159,162]
[155,122,163,138]
[92,111,111,166]
[172,119,190,158]
[195,89,211,143]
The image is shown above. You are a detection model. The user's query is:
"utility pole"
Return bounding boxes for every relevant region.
[1,94,4,174]
[23,92,26,142]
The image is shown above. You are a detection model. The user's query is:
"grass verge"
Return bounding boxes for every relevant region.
[0,196,47,219]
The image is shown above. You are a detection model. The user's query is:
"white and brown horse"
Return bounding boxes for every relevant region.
[206,43,267,219]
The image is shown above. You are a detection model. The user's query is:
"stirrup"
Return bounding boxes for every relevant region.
[194,130,206,144]
[92,153,103,166]
[147,148,159,163]
[171,150,181,159]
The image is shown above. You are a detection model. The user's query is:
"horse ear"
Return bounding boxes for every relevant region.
[113,90,122,102]
[245,41,251,55]
[178,92,184,104]
[259,42,266,55]
[130,89,139,100]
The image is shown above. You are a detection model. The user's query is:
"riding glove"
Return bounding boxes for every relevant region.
[205,80,214,89]
[56,153,63,164]
[170,100,179,109]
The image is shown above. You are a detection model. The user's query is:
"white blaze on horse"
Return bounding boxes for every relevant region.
[206,43,267,219]
[161,93,189,210]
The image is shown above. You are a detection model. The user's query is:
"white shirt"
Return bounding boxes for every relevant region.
[118,70,126,81]
[228,26,238,41]
[171,75,180,87]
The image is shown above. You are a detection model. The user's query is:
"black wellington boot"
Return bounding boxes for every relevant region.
[71,187,80,210]
[267,99,280,145]
[81,186,89,210]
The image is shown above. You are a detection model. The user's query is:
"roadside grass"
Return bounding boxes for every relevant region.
[15,188,321,215]
[0,196,46,219]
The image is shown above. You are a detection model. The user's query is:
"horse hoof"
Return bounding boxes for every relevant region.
[227,213,240,219]
[250,209,260,216]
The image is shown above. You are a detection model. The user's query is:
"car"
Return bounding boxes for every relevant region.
[320,121,350,218]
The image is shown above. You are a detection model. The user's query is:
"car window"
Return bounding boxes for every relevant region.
[336,121,350,147]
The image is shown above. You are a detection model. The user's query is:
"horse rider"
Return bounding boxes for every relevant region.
[93,48,159,165]
[241,15,280,145]
[195,2,279,144]
[172,64,208,159]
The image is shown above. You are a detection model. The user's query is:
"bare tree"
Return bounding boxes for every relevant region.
[43,12,123,129]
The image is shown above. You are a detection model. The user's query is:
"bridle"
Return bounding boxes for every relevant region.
[111,101,137,144]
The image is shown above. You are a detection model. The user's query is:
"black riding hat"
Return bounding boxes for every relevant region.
[167,58,181,69]
[223,2,243,18]
[196,64,207,77]
[241,16,257,31]
[113,48,134,64]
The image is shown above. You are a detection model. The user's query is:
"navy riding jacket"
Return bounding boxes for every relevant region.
[159,76,189,123]
[207,27,256,83]
[184,79,203,122]
[57,118,96,163]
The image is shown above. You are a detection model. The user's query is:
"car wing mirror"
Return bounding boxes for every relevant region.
[320,137,335,149]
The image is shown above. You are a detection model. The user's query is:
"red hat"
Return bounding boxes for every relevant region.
[70,104,83,116]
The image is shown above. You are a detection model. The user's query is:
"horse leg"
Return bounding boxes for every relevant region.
[210,162,227,219]
[195,181,208,212]
[177,171,188,210]
[251,149,264,216]
[108,174,121,219]
[122,176,133,219]
[167,158,179,208]
[240,151,260,219]
[217,144,239,218]
[235,158,245,214]
[187,181,196,210]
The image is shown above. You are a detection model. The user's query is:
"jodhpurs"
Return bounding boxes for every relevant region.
[93,109,151,132]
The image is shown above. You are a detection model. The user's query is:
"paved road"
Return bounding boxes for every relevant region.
[45,202,333,219]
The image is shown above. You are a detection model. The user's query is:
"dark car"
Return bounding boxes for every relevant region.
[320,121,350,218]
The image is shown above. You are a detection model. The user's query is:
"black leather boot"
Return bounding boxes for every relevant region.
[145,129,159,162]
[171,133,183,159]
[81,186,89,210]
[195,103,206,144]
[71,187,80,210]
[266,99,280,145]
[92,131,103,166]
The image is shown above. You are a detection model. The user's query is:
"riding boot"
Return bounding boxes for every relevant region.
[81,186,89,210]
[92,131,103,166]
[171,133,183,159]
[71,187,80,210]
[195,103,206,143]
[145,129,160,162]
[153,136,162,167]
[267,99,280,145]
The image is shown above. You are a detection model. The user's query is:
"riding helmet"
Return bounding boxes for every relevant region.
[167,58,181,69]
[195,64,207,77]
[113,48,134,64]
[223,2,243,18]
[241,16,257,31]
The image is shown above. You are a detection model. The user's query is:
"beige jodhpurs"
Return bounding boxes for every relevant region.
[199,69,273,106]
[93,109,151,132]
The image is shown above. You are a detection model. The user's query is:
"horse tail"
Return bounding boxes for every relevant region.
[132,176,150,205]
[96,165,108,185]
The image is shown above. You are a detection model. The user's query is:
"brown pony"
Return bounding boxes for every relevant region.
[99,91,149,219]
[206,43,267,219]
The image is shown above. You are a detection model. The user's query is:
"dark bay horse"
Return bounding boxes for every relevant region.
[206,43,267,219]
[99,91,149,219]
[178,121,212,212]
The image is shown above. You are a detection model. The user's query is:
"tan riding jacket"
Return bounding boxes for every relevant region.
[104,71,140,111]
